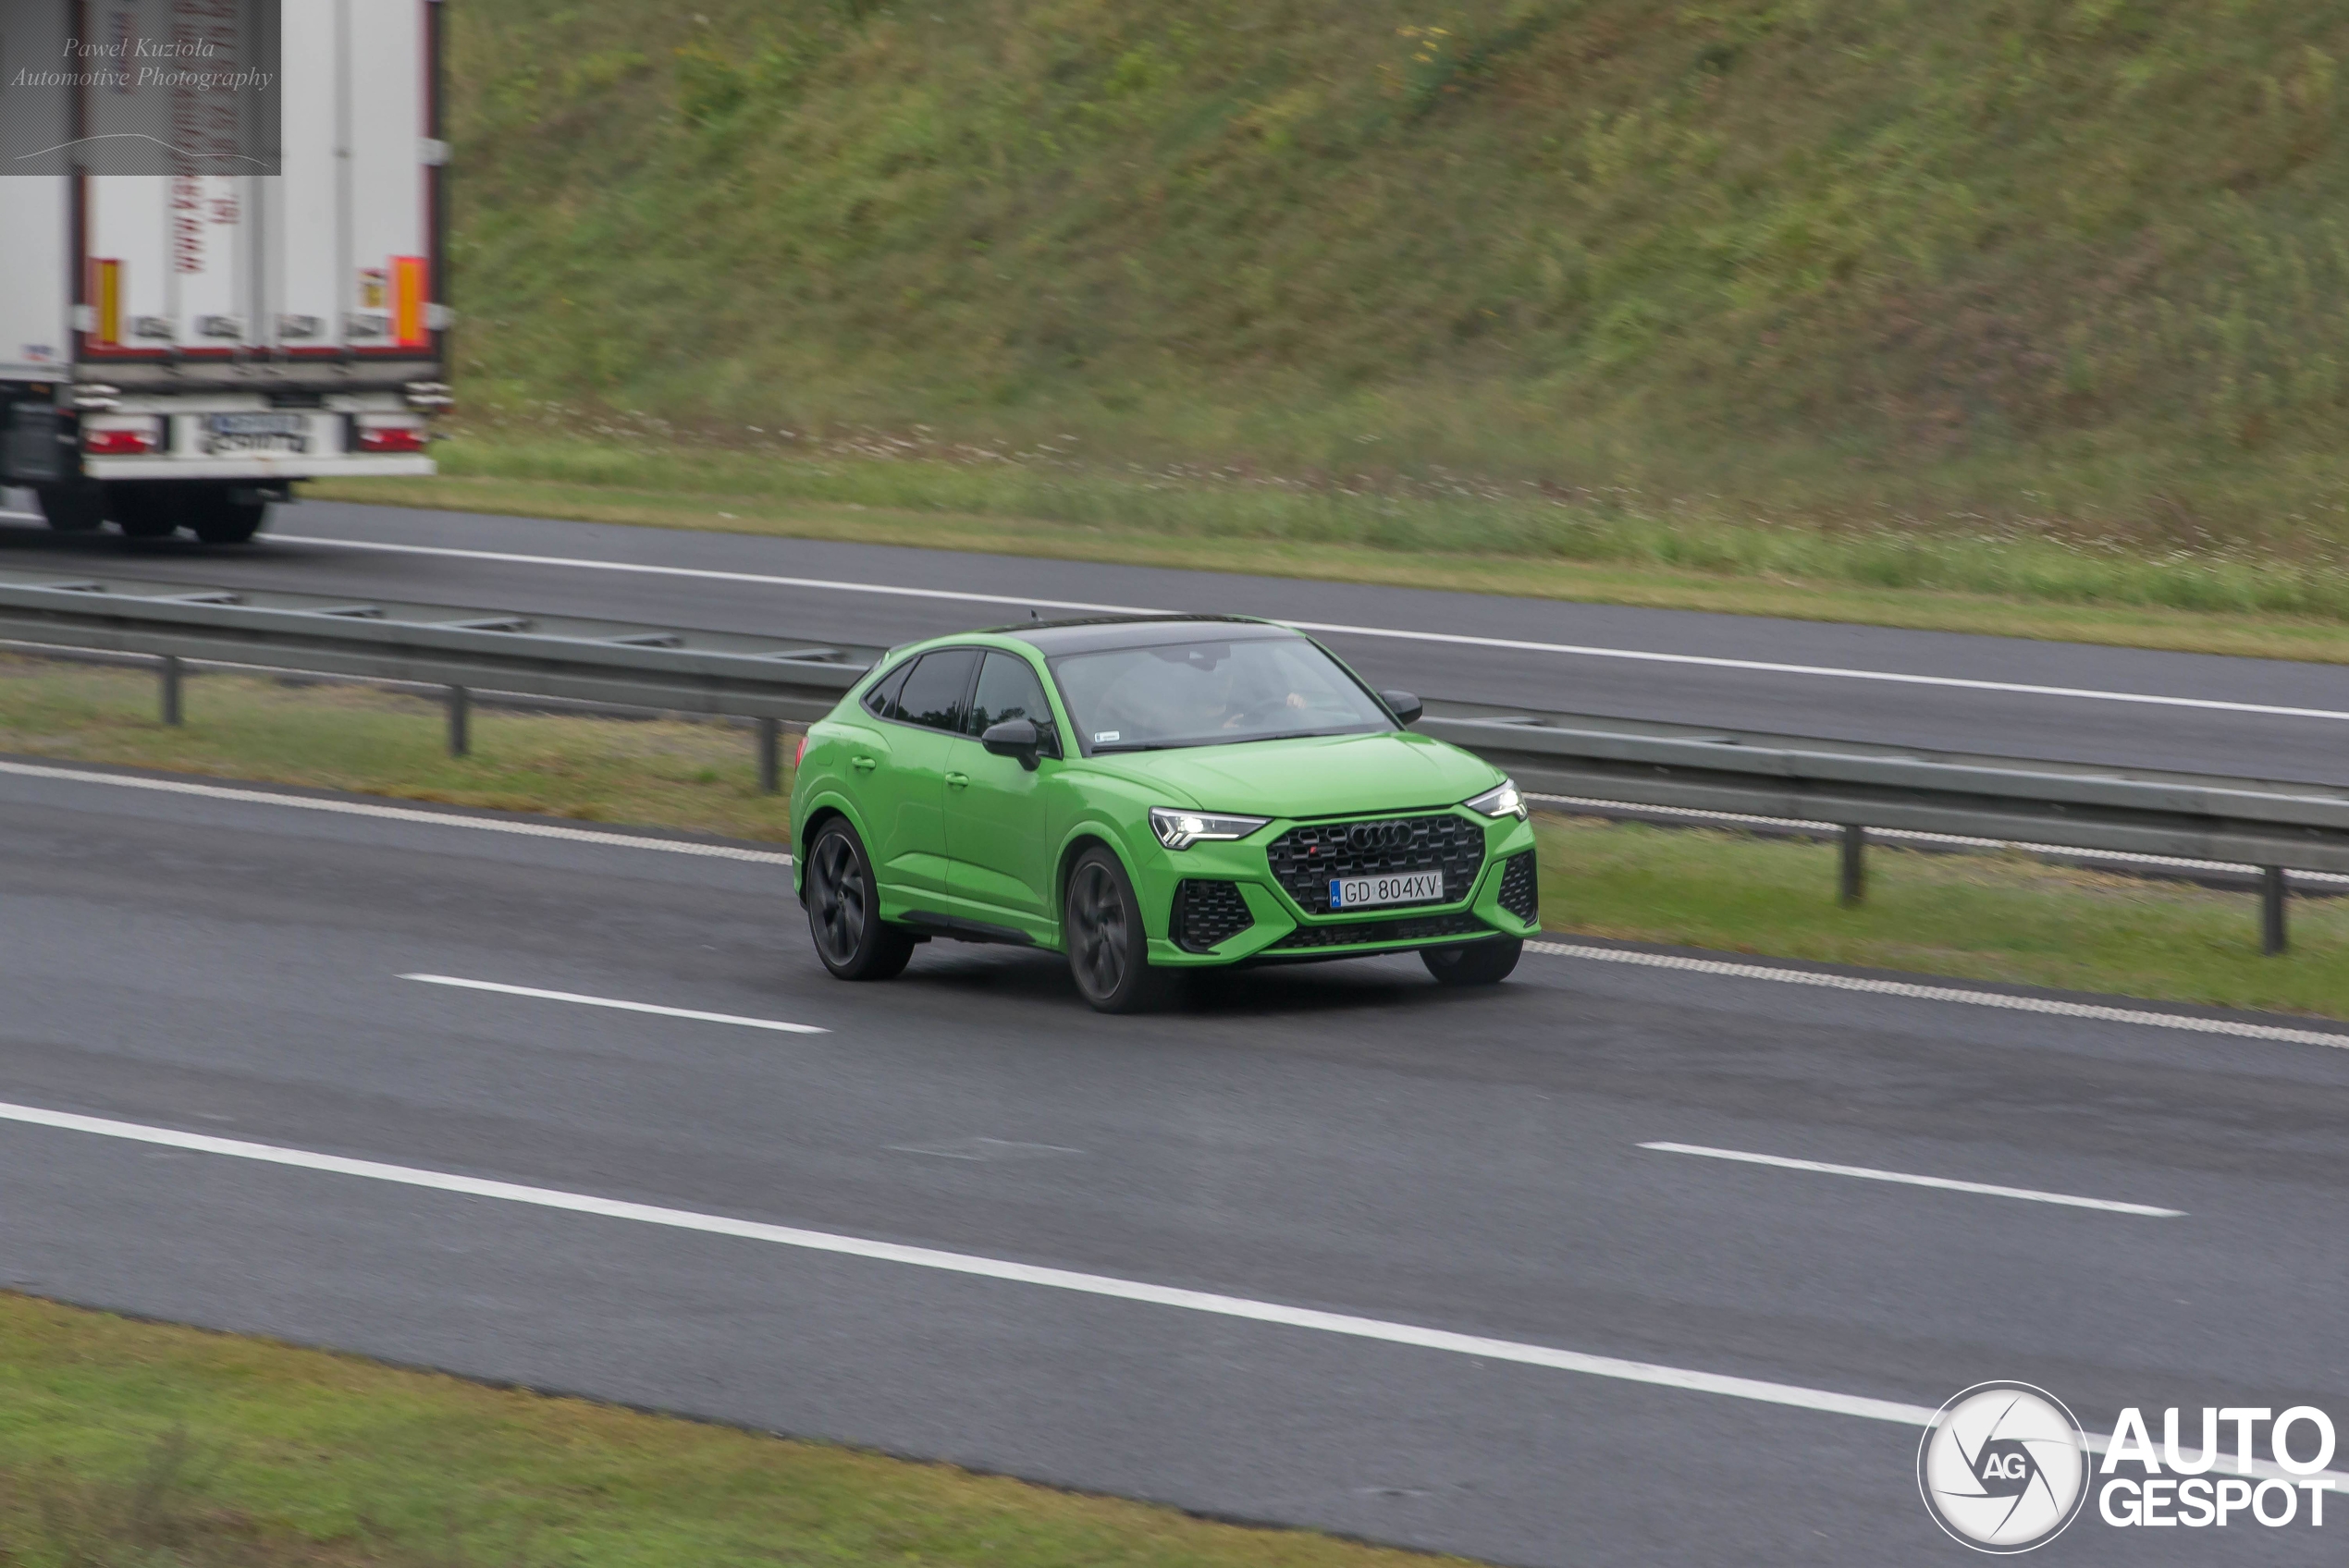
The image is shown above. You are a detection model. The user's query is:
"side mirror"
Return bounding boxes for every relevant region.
[981,717,1042,770]
[1380,689,1423,726]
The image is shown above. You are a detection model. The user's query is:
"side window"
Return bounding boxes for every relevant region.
[967,652,1053,735]
[861,660,913,719]
[893,647,980,733]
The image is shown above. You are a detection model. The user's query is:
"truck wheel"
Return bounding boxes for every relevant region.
[32,485,104,533]
[1064,846,1175,1013]
[1421,936,1523,987]
[803,820,915,980]
[189,489,268,545]
[107,486,179,540]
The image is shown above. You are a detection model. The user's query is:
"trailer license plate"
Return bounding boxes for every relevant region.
[205,413,308,454]
[1329,871,1445,910]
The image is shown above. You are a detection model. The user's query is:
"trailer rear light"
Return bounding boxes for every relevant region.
[355,426,426,454]
[82,427,157,456]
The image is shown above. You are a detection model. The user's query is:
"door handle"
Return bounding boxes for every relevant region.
[945,772,970,790]
[851,755,878,772]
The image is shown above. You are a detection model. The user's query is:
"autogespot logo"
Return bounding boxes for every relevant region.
[1918,1382,2091,1553]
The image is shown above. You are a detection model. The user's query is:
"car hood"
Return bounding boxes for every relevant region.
[1084,731,1504,818]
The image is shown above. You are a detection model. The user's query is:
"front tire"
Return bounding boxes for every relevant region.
[1422,936,1522,987]
[803,820,915,980]
[1064,846,1174,1013]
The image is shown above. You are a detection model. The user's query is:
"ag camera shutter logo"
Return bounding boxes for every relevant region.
[1918,1382,2090,1552]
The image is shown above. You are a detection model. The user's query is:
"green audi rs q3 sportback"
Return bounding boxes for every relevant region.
[789,615,1539,1011]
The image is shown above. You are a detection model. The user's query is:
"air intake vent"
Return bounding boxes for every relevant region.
[1172,880,1252,952]
[1271,912,1490,950]
[1497,851,1538,922]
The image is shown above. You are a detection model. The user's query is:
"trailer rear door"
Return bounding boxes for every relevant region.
[80,0,441,369]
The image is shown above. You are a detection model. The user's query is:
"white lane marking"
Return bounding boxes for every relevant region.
[1639,1142,2184,1218]
[401,974,826,1035]
[0,759,793,864]
[276,534,2349,724]
[1529,940,2349,1050]
[889,1136,1085,1160]
[0,1095,1932,1428]
[13,1102,2349,1488]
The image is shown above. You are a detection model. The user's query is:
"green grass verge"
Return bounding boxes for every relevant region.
[6,653,2342,1019]
[438,0,2349,551]
[0,653,796,844]
[1535,815,2349,1021]
[309,449,2349,667]
[0,1292,1463,1568]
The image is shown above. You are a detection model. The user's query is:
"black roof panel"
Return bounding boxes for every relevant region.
[990,613,1301,655]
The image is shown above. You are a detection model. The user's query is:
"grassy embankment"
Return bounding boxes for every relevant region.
[0,1291,1464,1567]
[7,651,2346,1021]
[330,0,2349,653]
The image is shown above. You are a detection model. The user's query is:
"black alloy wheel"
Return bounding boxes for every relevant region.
[1064,846,1172,1013]
[804,820,914,980]
[1421,935,1523,986]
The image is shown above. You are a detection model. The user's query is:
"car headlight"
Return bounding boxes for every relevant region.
[1150,807,1271,851]
[1466,780,1526,820]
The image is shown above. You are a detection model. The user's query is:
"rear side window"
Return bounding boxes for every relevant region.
[861,661,914,719]
[893,647,981,732]
[966,652,1052,734]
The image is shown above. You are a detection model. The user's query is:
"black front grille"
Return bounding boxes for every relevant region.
[1172,880,1253,952]
[1497,851,1539,922]
[1266,813,1485,916]
[1270,912,1491,950]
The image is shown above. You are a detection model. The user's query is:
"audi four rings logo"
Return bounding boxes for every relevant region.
[1347,821,1414,851]
[1920,1383,2091,1553]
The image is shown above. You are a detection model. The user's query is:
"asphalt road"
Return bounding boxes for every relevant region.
[2,496,2346,783]
[4,763,2346,1564]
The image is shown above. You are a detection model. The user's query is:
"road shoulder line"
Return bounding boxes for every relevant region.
[0,757,793,864]
[1531,939,2349,1049]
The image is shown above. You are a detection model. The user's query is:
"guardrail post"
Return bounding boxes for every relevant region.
[446,684,470,758]
[2262,866,2289,955]
[757,717,781,794]
[1839,824,1866,906]
[158,655,182,726]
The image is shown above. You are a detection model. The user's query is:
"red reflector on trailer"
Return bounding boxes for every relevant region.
[357,427,426,453]
[83,428,155,455]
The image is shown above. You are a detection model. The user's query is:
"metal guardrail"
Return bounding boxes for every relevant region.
[0,569,2338,950]
[0,567,887,786]
[1419,705,2349,951]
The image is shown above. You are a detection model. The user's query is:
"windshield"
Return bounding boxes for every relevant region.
[1049,636,1393,753]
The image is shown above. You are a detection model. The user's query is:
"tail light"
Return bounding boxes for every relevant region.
[793,732,809,768]
[356,425,426,454]
[82,426,156,455]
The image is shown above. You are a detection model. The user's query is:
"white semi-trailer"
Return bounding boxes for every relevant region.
[0,0,447,543]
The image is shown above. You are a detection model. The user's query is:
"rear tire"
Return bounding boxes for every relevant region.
[1064,846,1174,1013]
[189,489,268,545]
[1421,936,1522,987]
[32,484,104,533]
[802,819,915,980]
[108,486,179,539]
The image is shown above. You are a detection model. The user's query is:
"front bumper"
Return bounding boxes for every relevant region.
[1139,808,1540,966]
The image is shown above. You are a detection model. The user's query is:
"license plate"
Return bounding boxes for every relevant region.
[204,432,309,454]
[208,413,308,435]
[1329,870,1445,910]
